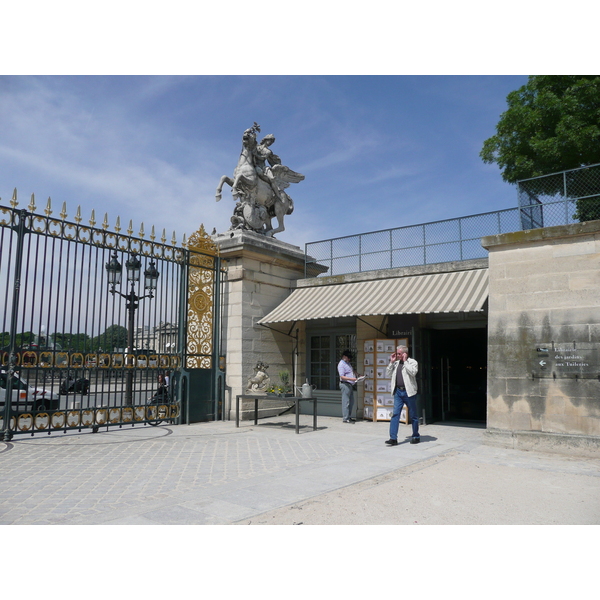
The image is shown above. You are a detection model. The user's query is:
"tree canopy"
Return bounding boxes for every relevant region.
[91,325,129,352]
[481,76,600,183]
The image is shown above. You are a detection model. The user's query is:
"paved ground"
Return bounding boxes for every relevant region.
[1,415,599,525]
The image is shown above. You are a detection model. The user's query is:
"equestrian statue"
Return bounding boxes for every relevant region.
[216,123,305,237]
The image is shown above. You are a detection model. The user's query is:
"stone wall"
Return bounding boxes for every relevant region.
[215,231,309,418]
[482,221,600,453]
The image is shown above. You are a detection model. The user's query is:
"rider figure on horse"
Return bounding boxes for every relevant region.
[253,134,286,204]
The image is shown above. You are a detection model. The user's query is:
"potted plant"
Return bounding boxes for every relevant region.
[266,370,293,397]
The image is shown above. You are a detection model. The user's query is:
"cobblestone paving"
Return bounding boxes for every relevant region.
[0,422,355,524]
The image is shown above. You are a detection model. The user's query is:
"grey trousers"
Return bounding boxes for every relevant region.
[341,382,354,420]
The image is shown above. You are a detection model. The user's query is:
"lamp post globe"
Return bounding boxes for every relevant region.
[125,252,142,283]
[105,252,122,289]
[144,261,160,291]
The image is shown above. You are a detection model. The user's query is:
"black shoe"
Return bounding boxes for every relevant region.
[385,439,398,446]
[410,437,420,444]
[349,418,356,422]
[343,419,351,423]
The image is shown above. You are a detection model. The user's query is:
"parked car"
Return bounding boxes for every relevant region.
[0,370,60,412]
[59,376,90,395]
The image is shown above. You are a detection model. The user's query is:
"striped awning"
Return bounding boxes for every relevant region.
[259,268,488,324]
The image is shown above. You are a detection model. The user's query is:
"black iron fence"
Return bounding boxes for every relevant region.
[0,193,219,439]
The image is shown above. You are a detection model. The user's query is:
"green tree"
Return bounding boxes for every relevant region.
[92,325,128,352]
[481,75,600,221]
[52,333,91,352]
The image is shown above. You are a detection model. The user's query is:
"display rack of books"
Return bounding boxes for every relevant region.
[362,339,397,422]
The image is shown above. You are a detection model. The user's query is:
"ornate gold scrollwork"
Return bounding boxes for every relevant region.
[81,410,94,426]
[92,230,106,246]
[104,232,117,249]
[47,217,62,237]
[95,408,107,425]
[51,412,66,429]
[77,226,91,244]
[186,225,217,371]
[34,413,49,430]
[67,411,81,427]
[70,353,84,368]
[140,241,152,257]
[17,414,33,432]
[129,239,142,254]
[22,351,37,367]
[32,215,46,233]
[64,223,77,240]
[39,352,53,367]
[0,206,14,226]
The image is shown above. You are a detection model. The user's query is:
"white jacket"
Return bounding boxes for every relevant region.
[386,358,418,397]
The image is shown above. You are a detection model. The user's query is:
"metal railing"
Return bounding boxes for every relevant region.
[518,163,600,229]
[305,207,520,277]
[306,164,600,278]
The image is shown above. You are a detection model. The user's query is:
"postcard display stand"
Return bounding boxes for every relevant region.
[363,339,407,422]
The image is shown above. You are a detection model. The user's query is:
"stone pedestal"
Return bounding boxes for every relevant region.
[214,230,313,420]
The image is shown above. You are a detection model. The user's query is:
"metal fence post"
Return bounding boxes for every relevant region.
[2,209,29,441]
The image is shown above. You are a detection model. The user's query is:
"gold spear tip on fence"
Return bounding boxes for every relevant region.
[89,209,96,227]
[139,222,145,238]
[75,206,82,224]
[115,216,121,233]
[150,225,156,241]
[127,220,133,235]
[161,228,167,244]
[10,188,18,208]
[45,197,52,216]
[171,231,177,246]
[28,193,36,212]
[60,202,68,220]
[102,213,109,230]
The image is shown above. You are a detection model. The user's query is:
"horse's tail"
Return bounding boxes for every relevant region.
[286,195,294,215]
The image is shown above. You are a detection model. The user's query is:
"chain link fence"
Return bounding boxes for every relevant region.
[306,164,600,278]
[518,163,600,229]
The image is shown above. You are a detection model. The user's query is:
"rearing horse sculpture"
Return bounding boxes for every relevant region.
[215,126,304,237]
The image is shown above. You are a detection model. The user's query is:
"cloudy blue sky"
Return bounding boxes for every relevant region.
[1,75,530,248]
[3,4,589,251]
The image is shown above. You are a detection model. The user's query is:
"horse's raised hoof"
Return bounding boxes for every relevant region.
[215,194,222,202]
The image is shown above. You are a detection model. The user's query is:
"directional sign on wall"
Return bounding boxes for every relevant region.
[534,343,599,378]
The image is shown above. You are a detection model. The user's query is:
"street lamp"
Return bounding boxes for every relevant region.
[105,251,160,405]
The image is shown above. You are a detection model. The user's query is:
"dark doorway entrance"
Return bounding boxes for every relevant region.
[429,328,487,423]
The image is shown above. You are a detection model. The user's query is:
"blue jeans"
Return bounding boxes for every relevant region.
[389,388,419,441]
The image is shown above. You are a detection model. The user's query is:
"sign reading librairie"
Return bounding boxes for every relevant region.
[534,343,599,377]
